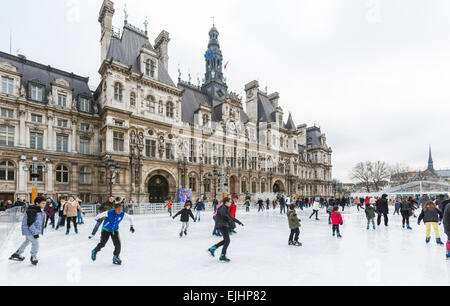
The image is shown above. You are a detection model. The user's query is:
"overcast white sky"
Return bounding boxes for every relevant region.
[1,0,450,182]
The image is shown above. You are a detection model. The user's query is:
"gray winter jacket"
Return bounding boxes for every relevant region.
[21,206,45,236]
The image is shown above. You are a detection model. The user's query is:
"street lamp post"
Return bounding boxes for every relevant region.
[100,156,121,198]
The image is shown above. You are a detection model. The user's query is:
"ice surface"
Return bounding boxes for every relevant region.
[0,207,449,286]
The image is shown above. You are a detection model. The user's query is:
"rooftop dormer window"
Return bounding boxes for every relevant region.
[1,77,14,95]
[29,82,45,102]
[79,96,91,113]
[58,93,67,107]
[145,59,155,78]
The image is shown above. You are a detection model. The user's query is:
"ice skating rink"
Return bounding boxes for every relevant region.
[0,206,449,286]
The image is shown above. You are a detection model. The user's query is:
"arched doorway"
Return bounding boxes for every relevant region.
[273,180,285,194]
[148,175,169,203]
[229,176,237,197]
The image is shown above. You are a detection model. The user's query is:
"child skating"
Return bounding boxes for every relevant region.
[173,202,195,237]
[208,197,244,262]
[365,202,379,230]
[287,204,302,246]
[9,196,47,266]
[330,206,343,238]
[418,201,444,245]
[91,203,135,265]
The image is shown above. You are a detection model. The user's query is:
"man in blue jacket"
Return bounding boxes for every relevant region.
[9,196,47,266]
[91,203,135,265]
[194,199,205,222]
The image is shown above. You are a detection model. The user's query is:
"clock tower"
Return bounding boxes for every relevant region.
[202,24,228,100]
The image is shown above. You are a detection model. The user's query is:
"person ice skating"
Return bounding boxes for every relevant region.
[400,197,414,230]
[393,199,401,215]
[376,194,389,227]
[91,203,135,265]
[194,198,205,222]
[64,197,84,235]
[229,199,238,234]
[442,200,450,259]
[309,198,320,220]
[245,199,251,213]
[165,199,173,217]
[9,196,46,266]
[365,202,379,230]
[173,202,196,237]
[266,198,270,210]
[418,201,444,244]
[326,204,334,225]
[89,197,115,239]
[280,196,287,214]
[44,201,56,229]
[331,206,343,238]
[287,204,302,246]
[55,198,66,230]
[77,198,85,225]
[257,198,264,212]
[208,197,244,262]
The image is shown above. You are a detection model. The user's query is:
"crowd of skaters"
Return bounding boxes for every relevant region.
[5,191,450,267]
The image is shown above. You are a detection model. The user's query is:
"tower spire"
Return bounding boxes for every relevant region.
[428,146,434,172]
[202,23,228,99]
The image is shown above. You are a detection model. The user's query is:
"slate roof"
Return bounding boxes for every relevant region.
[284,113,296,131]
[307,126,322,147]
[106,24,175,87]
[0,51,92,101]
[179,83,211,124]
[257,92,276,123]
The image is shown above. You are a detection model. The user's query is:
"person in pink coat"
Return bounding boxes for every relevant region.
[330,206,343,238]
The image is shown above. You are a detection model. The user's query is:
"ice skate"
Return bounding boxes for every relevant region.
[179,231,183,238]
[293,241,302,247]
[219,255,231,262]
[426,237,431,244]
[91,250,97,261]
[113,256,122,265]
[208,246,217,257]
[30,256,38,266]
[436,238,444,245]
[9,253,25,262]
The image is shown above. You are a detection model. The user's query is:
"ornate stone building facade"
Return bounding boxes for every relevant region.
[0,0,333,203]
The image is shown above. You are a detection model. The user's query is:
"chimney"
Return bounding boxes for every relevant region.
[155,30,170,72]
[99,0,115,63]
[268,92,280,108]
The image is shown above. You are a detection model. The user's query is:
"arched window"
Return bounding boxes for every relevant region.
[56,165,69,183]
[146,96,155,113]
[166,101,174,118]
[0,161,14,181]
[79,167,91,184]
[114,83,123,102]
[130,92,136,107]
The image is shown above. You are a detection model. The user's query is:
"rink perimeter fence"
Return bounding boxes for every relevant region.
[0,202,250,249]
[0,207,22,250]
[80,202,248,217]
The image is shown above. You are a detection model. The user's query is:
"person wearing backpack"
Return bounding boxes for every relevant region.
[365,202,379,230]
[287,204,302,246]
[400,197,414,230]
[418,201,444,245]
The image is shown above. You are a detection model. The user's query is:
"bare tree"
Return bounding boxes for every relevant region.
[371,161,390,191]
[350,162,373,192]
[390,163,411,186]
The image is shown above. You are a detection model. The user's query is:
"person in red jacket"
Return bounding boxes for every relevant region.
[229,198,238,234]
[165,200,173,217]
[330,206,343,238]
